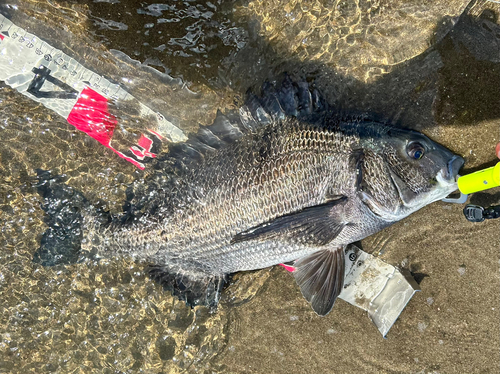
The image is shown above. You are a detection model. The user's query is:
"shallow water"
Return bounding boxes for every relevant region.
[0,0,499,373]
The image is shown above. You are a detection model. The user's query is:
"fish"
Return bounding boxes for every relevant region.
[33,76,464,316]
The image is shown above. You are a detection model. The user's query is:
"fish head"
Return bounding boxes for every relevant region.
[360,127,464,221]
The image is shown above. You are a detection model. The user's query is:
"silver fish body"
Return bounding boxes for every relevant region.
[102,118,376,268]
[36,78,464,315]
[87,115,462,314]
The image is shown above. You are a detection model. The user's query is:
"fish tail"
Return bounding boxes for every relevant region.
[33,169,109,266]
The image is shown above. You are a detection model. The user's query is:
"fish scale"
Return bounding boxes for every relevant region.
[97,121,347,258]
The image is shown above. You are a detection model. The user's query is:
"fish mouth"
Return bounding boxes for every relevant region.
[439,155,467,204]
[444,155,465,181]
[434,155,465,203]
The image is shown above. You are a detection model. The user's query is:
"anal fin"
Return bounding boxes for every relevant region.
[148,264,228,308]
[292,246,345,316]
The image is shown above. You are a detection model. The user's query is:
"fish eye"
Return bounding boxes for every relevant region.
[407,142,425,160]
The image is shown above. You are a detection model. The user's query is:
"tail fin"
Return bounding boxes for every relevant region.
[33,170,109,266]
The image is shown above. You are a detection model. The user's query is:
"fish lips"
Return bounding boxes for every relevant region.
[445,155,465,181]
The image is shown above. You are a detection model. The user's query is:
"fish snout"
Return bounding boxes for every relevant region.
[446,155,465,180]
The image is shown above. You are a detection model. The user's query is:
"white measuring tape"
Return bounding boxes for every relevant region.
[0,14,186,169]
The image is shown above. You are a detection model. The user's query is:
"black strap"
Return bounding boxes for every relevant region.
[483,205,500,220]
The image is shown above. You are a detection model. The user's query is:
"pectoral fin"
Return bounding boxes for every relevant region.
[292,246,345,316]
[231,197,348,246]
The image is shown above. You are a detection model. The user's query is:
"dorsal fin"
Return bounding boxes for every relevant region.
[166,75,330,166]
[167,109,250,165]
[125,75,330,217]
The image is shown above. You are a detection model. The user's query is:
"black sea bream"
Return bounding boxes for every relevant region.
[34,77,464,316]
